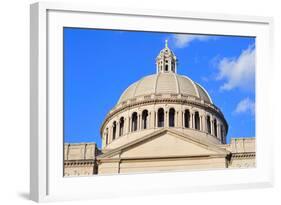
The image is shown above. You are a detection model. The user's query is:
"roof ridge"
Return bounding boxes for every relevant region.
[180,74,200,98]
[154,73,160,93]
[132,76,144,97]
[195,82,213,104]
[173,73,180,94]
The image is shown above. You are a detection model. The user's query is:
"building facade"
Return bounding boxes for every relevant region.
[64,41,255,176]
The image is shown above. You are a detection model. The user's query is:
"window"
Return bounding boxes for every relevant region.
[131,112,138,132]
[112,121,116,140]
[165,65,168,71]
[194,111,200,130]
[142,110,148,129]
[169,108,175,127]
[214,119,217,137]
[119,117,124,136]
[207,115,211,134]
[221,126,224,143]
[158,108,164,127]
[184,109,190,128]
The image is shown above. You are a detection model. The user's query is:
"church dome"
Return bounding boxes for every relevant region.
[101,40,228,150]
[118,73,213,105]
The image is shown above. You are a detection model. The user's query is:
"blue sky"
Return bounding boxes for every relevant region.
[64,28,255,148]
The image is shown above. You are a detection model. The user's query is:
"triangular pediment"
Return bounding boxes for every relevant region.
[98,129,229,160]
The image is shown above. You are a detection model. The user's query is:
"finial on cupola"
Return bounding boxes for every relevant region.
[165,39,168,48]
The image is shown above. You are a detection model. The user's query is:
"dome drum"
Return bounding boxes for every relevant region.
[105,94,225,123]
[101,101,228,150]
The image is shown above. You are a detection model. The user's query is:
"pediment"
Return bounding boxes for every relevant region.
[98,129,229,159]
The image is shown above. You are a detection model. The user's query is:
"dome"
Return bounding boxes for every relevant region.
[118,73,213,104]
[101,40,228,150]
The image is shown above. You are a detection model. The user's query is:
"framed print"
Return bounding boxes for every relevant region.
[30,2,274,202]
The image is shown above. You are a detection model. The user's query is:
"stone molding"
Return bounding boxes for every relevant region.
[64,159,96,166]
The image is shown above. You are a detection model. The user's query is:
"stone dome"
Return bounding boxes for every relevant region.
[101,40,228,150]
[118,73,213,105]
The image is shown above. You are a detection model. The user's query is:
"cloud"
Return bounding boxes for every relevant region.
[172,34,212,48]
[234,97,255,115]
[216,45,255,91]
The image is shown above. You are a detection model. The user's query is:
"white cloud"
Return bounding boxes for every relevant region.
[234,97,255,115]
[172,34,211,48]
[216,45,255,91]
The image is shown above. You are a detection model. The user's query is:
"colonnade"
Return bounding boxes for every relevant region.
[104,107,225,145]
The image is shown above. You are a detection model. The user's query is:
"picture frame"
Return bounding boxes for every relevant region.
[30,2,274,202]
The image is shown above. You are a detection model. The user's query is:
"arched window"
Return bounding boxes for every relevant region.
[221,126,224,143]
[184,109,190,128]
[214,119,217,137]
[119,117,124,136]
[169,108,175,127]
[112,121,116,140]
[142,110,148,129]
[165,64,168,71]
[207,115,211,134]
[194,111,200,130]
[105,128,108,145]
[158,108,164,127]
[131,112,138,132]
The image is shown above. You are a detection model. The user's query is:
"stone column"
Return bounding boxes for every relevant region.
[128,116,131,133]
[165,110,168,127]
[217,123,221,139]
[211,118,214,136]
[200,116,202,131]
[191,113,194,129]
[123,118,127,135]
[116,121,119,138]
[154,111,158,127]
[177,111,182,127]
[181,111,184,128]
[108,126,112,143]
[146,112,149,129]
[138,114,141,130]
[150,111,154,129]
[202,115,206,133]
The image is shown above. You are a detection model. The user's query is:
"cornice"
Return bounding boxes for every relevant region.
[64,159,96,166]
[231,152,256,159]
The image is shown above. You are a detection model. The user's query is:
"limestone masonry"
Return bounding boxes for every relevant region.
[64,41,255,176]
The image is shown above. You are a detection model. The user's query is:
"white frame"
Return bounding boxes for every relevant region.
[30,2,274,202]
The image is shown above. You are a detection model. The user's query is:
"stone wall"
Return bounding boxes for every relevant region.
[226,138,256,168]
[64,137,256,176]
[64,143,99,176]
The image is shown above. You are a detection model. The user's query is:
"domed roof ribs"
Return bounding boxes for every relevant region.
[117,82,137,104]
[132,76,144,98]
[154,73,160,94]
[182,75,200,98]
[196,83,213,104]
[174,73,180,94]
